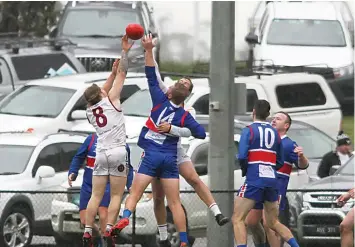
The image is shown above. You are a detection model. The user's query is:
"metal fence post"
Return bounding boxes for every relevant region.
[132,210,136,246]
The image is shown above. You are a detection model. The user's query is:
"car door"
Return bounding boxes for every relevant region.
[31,143,63,222]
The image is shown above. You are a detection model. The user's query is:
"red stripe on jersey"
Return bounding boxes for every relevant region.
[277,163,292,175]
[87,157,95,168]
[145,117,159,132]
[180,111,188,127]
[248,150,276,164]
[151,104,162,112]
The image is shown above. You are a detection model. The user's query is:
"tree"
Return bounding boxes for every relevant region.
[0,1,59,37]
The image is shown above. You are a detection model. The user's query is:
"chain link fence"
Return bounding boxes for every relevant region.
[0,189,351,247]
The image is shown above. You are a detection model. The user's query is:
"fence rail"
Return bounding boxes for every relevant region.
[0,189,350,247]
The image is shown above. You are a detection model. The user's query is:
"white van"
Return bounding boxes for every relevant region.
[245,1,354,107]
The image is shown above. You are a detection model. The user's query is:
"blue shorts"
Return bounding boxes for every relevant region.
[79,187,110,211]
[237,183,278,206]
[254,182,288,211]
[137,150,179,179]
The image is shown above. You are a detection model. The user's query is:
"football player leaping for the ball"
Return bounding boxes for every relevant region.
[82,35,133,247]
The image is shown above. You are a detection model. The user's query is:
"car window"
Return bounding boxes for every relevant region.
[191,141,240,171]
[193,90,258,115]
[0,85,75,118]
[267,19,346,47]
[276,83,326,108]
[60,143,82,172]
[11,54,78,81]
[0,58,11,85]
[71,96,87,111]
[120,84,141,103]
[0,145,34,174]
[336,156,354,176]
[61,9,141,37]
[32,144,61,177]
[193,94,209,115]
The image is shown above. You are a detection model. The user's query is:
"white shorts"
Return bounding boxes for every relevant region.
[177,147,191,165]
[93,146,128,177]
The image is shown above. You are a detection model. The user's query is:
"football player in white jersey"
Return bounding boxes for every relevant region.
[150,41,229,247]
[82,35,133,247]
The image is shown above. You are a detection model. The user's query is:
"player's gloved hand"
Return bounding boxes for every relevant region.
[68,173,77,187]
[239,159,248,177]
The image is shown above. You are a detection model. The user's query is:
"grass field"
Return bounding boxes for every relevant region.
[343,116,354,143]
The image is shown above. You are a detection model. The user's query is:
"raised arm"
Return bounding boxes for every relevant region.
[142,34,167,106]
[108,35,133,106]
[101,58,119,94]
[292,142,309,169]
[152,45,168,94]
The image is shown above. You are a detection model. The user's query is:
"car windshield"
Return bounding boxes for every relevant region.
[11,54,78,81]
[62,9,141,37]
[0,85,75,118]
[234,124,335,159]
[0,145,34,174]
[122,89,193,117]
[336,157,354,176]
[267,19,346,47]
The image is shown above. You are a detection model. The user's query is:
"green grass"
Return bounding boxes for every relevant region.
[343,116,354,143]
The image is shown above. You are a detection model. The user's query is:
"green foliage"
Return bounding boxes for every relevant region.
[0,1,59,37]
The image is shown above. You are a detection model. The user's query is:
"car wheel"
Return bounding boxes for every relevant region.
[0,206,33,247]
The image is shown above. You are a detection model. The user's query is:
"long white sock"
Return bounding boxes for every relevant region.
[158,224,168,241]
[84,226,93,236]
[209,203,221,216]
[106,224,113,232]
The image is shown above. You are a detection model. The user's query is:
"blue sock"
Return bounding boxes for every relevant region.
[287,238,299,247]
[122,209,132,219]
[256,244,266,247]
[236,245,247,247]
[179,232,189,244]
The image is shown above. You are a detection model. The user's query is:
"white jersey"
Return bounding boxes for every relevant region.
[86,97,126,152]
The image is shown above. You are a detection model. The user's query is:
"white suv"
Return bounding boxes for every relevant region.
[0,72,147,134]
[0,131,86,247]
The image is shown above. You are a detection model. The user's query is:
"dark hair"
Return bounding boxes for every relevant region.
[253,100,270,120]
[277,111,292,131]
[170,83,190,105]
[84,84,102,106]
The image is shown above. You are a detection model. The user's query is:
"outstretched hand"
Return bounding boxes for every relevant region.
[142,33,155,51]
[111,58,120,75]
[122,34,134,52]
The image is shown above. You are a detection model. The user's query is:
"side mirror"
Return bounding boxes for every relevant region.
[70,110,87,121]
[245,32,259,45]
[36,166,55,184]
[195,163,207,176]
[330,165,341,175]
[49,26,58,38]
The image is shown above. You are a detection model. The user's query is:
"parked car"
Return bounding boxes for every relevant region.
[294,156,354,246]
[0,72,146,133]
[0,131,88,247]
[51,118,336,247]
[245,1,354,108]
[120,72,342,139]
[49,1,161,72]
[0,40,86,97]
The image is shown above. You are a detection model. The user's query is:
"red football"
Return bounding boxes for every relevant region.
[126,23,144,40]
